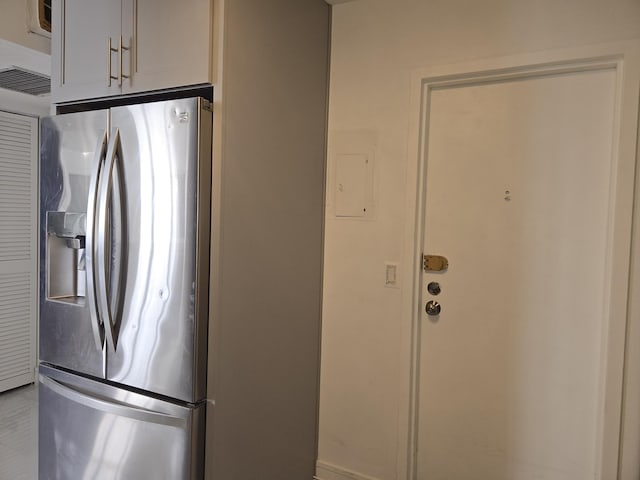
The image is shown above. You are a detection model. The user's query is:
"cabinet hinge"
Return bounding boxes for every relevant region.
[201,99,213,112]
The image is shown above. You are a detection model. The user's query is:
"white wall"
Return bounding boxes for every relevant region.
[318,1,640,479]
[0,39,50,116]
[0,0,50,54]
[0,0,51,116]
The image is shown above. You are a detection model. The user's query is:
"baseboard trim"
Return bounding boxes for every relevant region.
[315,461,383,480]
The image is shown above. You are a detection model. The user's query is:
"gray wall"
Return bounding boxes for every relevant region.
[206,1,330,478]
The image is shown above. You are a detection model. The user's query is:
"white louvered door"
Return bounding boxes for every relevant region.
[0,110,37,392]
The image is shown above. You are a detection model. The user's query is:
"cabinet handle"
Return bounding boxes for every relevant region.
[107,38,118,87]
[119,35,130,87]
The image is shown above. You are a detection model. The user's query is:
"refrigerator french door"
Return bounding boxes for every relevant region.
[39,97,212,480]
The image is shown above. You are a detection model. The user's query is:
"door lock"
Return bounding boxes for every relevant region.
[427,282,441,295]
[425,300,441,316]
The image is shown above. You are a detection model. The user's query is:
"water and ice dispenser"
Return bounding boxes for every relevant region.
[46,211,86,303]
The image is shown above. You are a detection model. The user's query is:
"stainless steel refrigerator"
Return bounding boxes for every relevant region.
[38,97,212,479]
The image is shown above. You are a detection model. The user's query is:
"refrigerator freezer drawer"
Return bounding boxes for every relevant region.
[38,366,204,480]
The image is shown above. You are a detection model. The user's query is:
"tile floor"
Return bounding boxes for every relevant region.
[0,383,37,480]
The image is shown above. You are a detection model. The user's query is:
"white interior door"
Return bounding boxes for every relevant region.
[417,67,622,479]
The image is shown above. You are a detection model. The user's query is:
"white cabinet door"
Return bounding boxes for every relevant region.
[121,0,211,95]
[51,0,121,103]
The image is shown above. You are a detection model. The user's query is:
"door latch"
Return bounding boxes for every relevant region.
[423,254,448,272]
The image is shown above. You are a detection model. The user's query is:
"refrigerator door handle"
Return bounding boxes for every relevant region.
[97,128,126,352]
[86,131,108,350]
[39,374,187,428]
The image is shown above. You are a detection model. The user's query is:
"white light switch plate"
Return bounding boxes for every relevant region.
[385,262,399,288]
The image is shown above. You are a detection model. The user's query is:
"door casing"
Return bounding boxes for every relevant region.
[398,41,640,480]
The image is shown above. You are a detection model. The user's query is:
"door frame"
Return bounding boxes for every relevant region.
[398,41,640,480]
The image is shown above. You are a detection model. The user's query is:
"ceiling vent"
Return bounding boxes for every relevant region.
[0,67,50,96]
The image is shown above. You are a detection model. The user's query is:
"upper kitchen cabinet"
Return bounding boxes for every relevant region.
[51,0,212,104]
[51,0,119,102]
